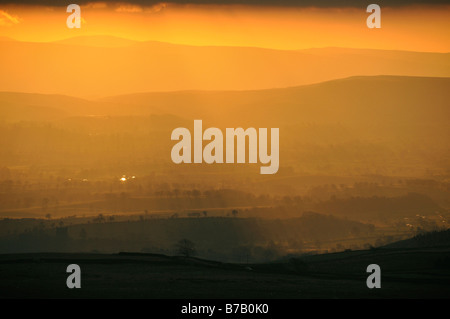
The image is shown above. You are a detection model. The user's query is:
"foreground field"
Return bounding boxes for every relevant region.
[1,246,449,299]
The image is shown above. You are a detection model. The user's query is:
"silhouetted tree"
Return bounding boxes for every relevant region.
[94,213,105,223]
[176,239,196,258]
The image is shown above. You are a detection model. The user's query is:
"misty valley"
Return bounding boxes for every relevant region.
[0,76,449,264]
[0,72,448,298]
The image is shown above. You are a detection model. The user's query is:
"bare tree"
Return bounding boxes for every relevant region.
[176,239,196,258]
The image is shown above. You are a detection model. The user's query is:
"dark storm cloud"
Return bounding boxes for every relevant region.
[0,0,449,7]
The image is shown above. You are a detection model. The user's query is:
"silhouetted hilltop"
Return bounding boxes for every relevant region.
[384,229,450,249]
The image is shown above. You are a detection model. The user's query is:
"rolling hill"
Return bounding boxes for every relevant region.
[1,75,449,127]
[98,75,450,127]
[385,229,450,249]
[0,244,449,298]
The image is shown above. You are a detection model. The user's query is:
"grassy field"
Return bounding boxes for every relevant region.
[0,246,449,299]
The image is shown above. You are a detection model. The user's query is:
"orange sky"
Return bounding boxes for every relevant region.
[0,3,449,52]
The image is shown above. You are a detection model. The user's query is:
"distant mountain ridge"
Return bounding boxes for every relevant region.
[54,35,140,48]
[1,37,448,97]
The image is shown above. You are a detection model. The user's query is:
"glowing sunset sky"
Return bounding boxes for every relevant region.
[0,1,449,52]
